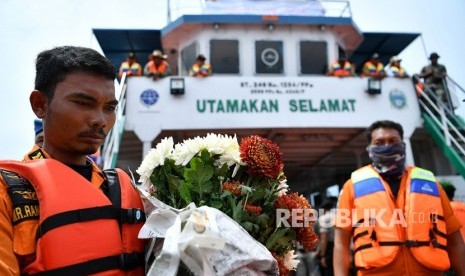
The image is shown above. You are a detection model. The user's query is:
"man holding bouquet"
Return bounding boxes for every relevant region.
[0,46,146,275]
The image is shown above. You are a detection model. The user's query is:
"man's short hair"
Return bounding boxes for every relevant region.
[34,46,116,100]
[366,120,404,143]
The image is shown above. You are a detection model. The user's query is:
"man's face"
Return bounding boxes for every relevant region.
[154,56,162,65]
[370,127,402,147]
[42,72,117,161]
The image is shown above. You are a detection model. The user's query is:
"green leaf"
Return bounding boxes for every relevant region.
[184,157,214,199]
[179,181,193,204]
[266,228,295,251]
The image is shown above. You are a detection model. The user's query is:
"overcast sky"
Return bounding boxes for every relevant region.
[0,0,464,159]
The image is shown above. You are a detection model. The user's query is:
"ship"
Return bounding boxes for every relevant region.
[93,0,465,204]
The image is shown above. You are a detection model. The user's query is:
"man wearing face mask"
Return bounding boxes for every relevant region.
[333,120,465,276]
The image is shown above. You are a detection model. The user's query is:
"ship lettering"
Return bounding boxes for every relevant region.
[197,99,279,113]
[289,99,356,112]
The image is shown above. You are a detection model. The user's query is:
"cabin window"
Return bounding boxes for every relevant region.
[300,41,327,75]
[180,42,198,76]
[210,39,239,74]
[255,41,283,74]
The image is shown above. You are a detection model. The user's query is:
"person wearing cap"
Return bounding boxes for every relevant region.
[34,118,44,147]
[416,52,448,103]
[361,53,386,79]
[386,56,409,78]
[190,54,212,77]
[118,52,142,79]
[144,50,171,80]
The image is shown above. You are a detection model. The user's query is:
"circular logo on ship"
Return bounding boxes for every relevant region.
[389,89,406,109]
[261,48,279,67]
[140,89,159,107]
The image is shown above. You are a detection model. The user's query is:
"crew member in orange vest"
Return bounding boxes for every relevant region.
[0,46,147,275]
[334,120,465,275]
[327,56,355,77]
[361,53,386,79]
[118,52,142,79]
[190,54,212,77]
[441,182,465,241]
[144,50,171,80]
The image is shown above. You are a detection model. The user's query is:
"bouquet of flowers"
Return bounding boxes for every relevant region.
[137,133,318,275]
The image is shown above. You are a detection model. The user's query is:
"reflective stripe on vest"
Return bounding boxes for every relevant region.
[331,61,352,77]
[350,165,449,270]
[405,167,449,271]
[0,159,146,275]
[364,61,383,76]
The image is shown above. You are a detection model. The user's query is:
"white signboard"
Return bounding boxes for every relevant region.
[125,76,422,142]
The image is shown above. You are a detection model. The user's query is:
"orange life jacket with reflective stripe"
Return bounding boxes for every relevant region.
[0,159,146,275]
[363,61,384,76]
[331,61,352,77]
[350,165,449,270]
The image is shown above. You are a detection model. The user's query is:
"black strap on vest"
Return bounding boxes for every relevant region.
[354,212,448,254]
[36,169,145,239]
[102,169,122,208]
[30,253,144,276]
[36,205,145,239]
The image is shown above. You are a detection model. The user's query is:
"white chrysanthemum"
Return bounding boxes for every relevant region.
[283,250,299,270]
[172,136,204,166]
[136,137,174,188]
[276,178,289,196]
[214,134,244,167]
[202,133,228,155]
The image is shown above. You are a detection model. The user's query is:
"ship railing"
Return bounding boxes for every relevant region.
[167,0,351,24]
[102,72,127,169]
[413,75,465,157]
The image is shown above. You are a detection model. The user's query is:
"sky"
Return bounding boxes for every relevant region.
[0,0,464,160]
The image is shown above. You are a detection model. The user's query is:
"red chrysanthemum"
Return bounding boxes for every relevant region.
[240,135,283,179]
[245,204,262,216]
[297,227,319,252]
[272,252,290,276]
[222,180,242,197]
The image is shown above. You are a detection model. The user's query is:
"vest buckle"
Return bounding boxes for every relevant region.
[119,253,141,270]
[121,208,145,224]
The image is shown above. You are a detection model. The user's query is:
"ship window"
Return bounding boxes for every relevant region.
[180,42,197,76]
[300,41,327,75]
[255,41,283,74]
[210,40,239,74]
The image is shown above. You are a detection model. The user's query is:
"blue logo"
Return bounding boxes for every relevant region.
[389,89,406,109]
[140,89,159,107]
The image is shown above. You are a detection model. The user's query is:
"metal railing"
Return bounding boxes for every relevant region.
[167,0,351,23]
[102,73,127,169]
[413,75,465,157]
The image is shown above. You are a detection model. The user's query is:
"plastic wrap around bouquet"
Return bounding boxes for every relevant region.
[136,134,319,276]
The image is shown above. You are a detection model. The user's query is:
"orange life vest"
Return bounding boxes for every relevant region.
[363,61,384,76]
[331,61,352,77]
[146,60,169,74]
[350,165,449,270]
[0,159,146,275]
[450,201,465,241]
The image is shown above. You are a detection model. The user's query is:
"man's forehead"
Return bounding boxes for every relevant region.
[372,128,401,138]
